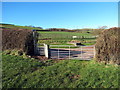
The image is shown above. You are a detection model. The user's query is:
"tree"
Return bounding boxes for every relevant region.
[98,26,108,30]
[92,26,108,36]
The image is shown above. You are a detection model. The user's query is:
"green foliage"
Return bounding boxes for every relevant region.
[2,50,28,58]
[2,54,119,88]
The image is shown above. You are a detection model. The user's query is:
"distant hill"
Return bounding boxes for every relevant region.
[0,23,43,30]
[0,23,108,33]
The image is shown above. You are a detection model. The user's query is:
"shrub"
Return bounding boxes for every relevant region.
[2,28,39,55]
[95,27,120,64]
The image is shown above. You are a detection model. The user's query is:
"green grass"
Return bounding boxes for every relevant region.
[0,24,43,30]
[1,23,97,45]
[82,42,96,46]
[38,31,96,44]
[38,31,95,40]
[51,43,73,45]
[2,54,119,88]
[50,42,96,46]
[50,46,79,49]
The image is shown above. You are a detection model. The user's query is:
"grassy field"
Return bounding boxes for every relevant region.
[2,54,119,88]
[0,24,43,30]
[1,23,97,45]
[38,31,96,45]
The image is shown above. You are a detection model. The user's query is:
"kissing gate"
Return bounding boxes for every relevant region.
[33,30,95,60]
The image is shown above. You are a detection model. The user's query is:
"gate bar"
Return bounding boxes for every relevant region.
[58,46,59,59]
[69,46,70,59]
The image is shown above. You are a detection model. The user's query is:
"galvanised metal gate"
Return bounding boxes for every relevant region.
[49,45,95,60]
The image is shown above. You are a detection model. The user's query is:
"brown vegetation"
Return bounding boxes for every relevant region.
[2,28,38,55]
[95,27,120,64]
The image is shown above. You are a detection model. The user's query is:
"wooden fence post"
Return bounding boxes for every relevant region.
[33,30,37,55]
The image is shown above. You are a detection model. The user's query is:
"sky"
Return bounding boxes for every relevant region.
[2,2,118,29]
[2,0,119,2]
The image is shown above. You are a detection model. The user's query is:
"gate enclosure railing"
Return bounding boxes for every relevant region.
[49,45,95,60]
[36,44,95,60]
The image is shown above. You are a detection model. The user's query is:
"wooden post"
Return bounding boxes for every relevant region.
[33,30,37,55]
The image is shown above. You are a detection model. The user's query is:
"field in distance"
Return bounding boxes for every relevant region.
[38,31,97,45]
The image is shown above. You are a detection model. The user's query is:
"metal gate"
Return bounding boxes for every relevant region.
[50,45,95,60]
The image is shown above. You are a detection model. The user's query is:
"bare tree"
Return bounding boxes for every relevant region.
[92,26,108,36]
[98,26,108,30]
